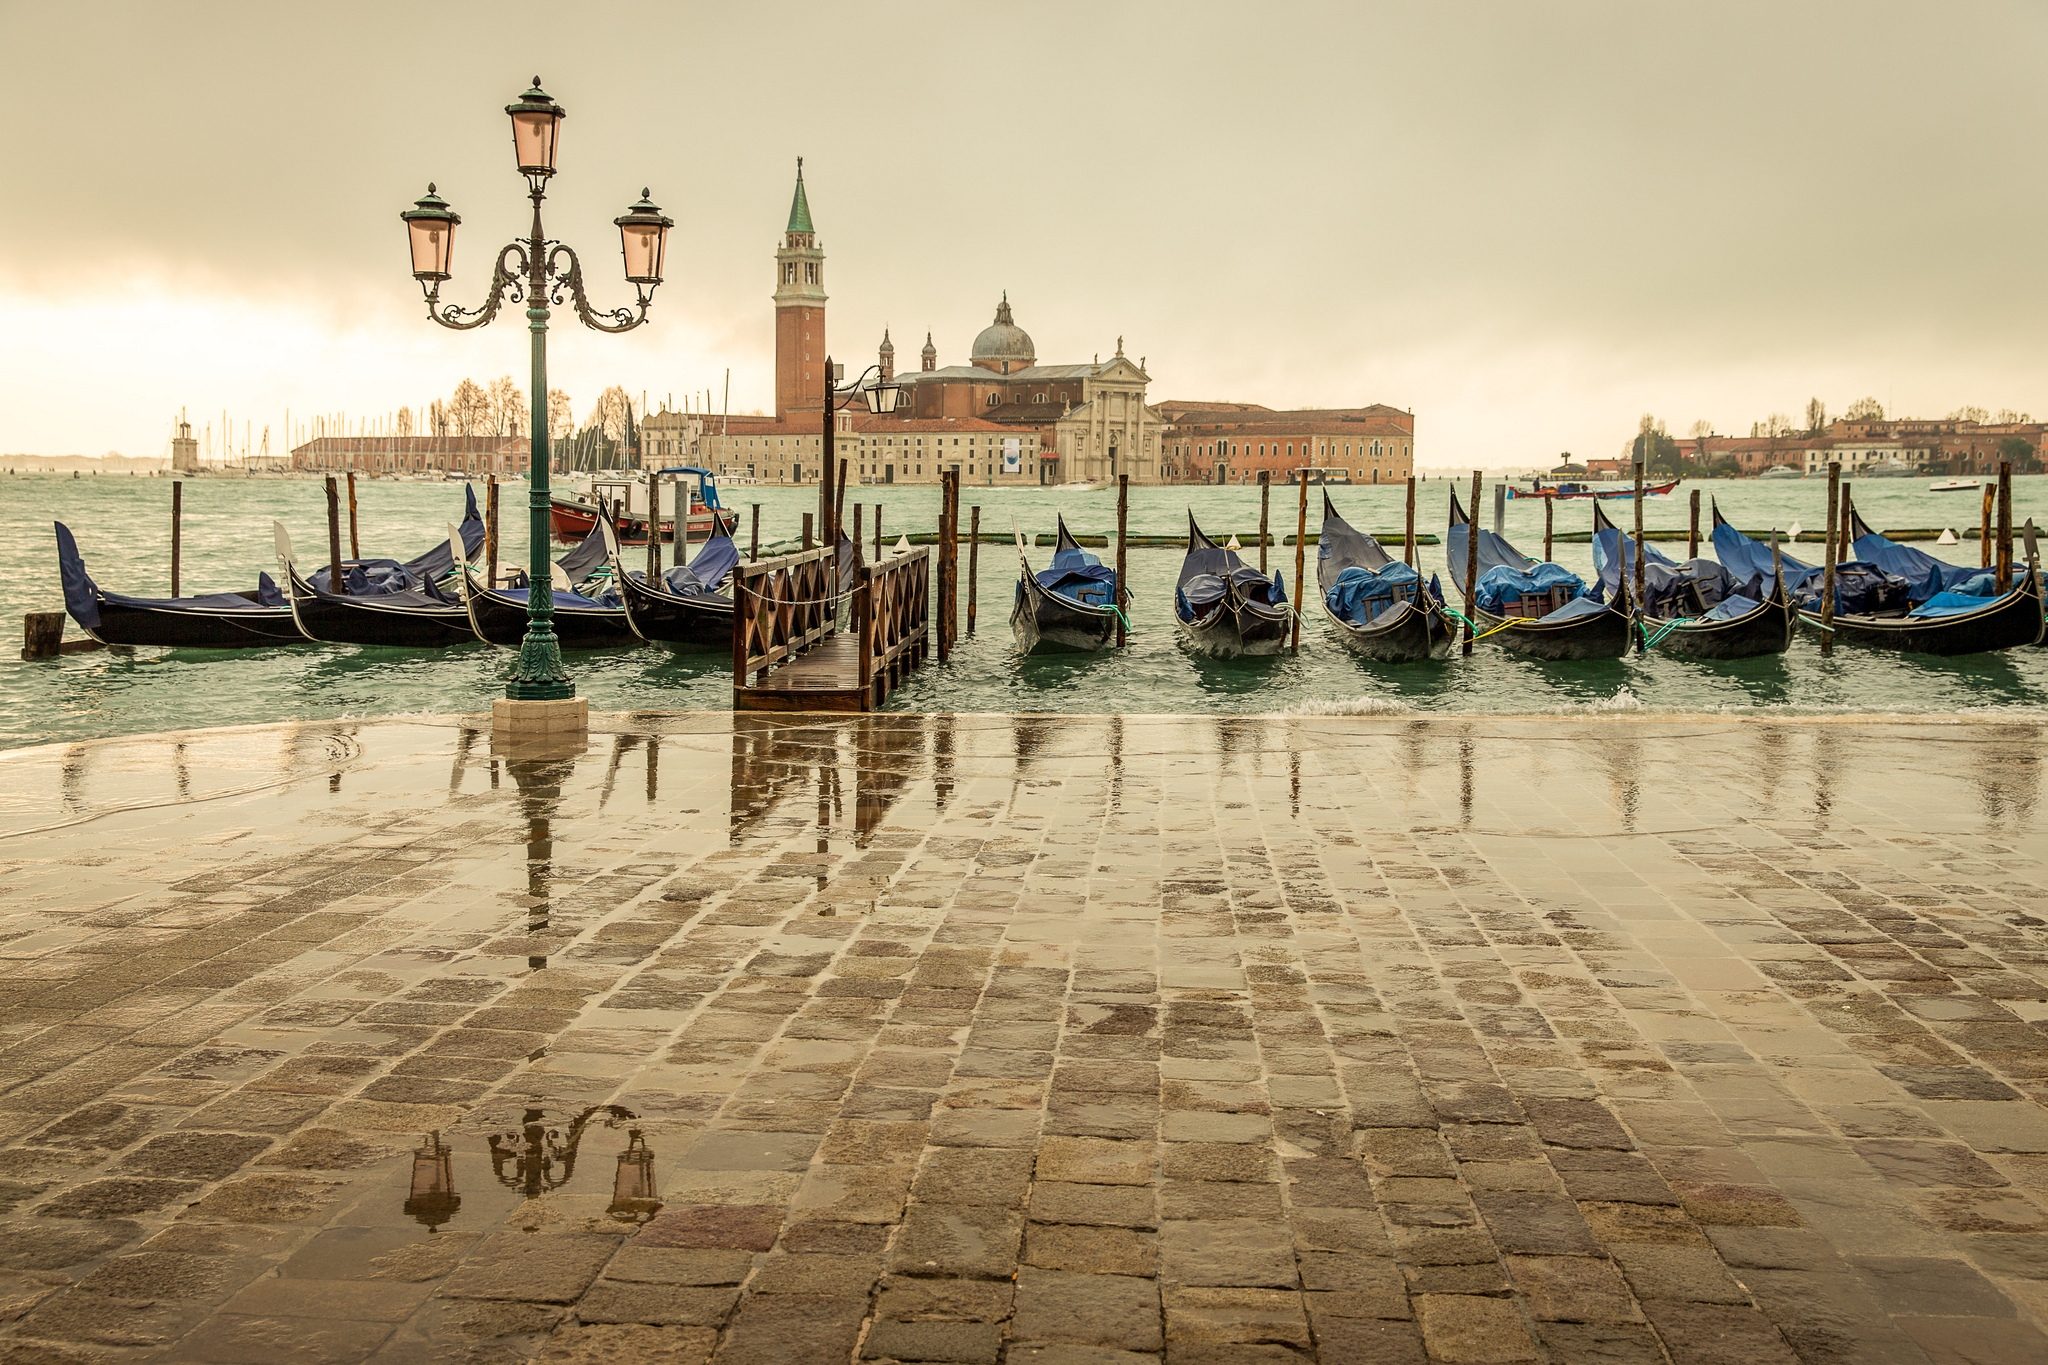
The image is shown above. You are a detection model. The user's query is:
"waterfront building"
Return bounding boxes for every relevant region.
[1154,401,1415,485]
[289,436,529,476]
[1678,416,2045,477]
[170,418,199,472]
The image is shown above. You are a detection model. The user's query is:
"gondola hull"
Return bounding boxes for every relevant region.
[618,570,732,649]
[1473,602,1632,660]
[465,582,637,649]
[1178,595,1291,658]
[77,599,305,649]
[1321,598,1454,663]
[285,570,477,648]
[1012,573,1120,653]
[1649,590,1797,661]
[1799,571,2044,656]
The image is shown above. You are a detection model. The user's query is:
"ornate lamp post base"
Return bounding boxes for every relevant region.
[492,696,588,744]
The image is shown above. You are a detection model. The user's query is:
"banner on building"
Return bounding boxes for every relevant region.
[1003,438,1021,474]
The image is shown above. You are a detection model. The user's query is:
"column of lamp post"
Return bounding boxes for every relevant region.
[399,78,672,702]
[821,357,903,556]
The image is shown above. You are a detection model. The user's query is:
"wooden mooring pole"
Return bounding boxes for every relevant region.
[647,469,660,580]
[1115,474,1128,647]
[1687,488,1701,560]
[874,506,884,561]
[1291,470,1307,654]
[1632,460,1646,654]
[1820,461,1840,654]
[1981,483,1995,568]
[1462,471,1481,656]
[346,472,360,560]
[1996,461,2014,591]
[325,475,346,596]
[1542,492,1553,564]
[170,480,183,597]
[750,504,761,561]
[486,476,499,588]
[802,513,814,552]
[967,505,980,635]
[1258,470,1271,573]
[1404,475,1417,568]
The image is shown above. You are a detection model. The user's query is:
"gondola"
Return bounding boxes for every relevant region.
[459,523,637,649]
[1011,515,1124,653]
[1446,491,1630,660]
[1589,503,1794,660]
[54,521,304,648]
[1316,492,1452,662]
[599,513,738,649]
[1175,515,1291,658]
[274,523,478,648]
[1805,516,2043,657]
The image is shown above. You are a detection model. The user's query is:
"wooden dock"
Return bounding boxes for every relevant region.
[733,542,931,712]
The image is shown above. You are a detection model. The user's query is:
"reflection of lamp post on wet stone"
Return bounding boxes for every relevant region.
[488,1104,638,1204]
[402,77,672,742]
[404,1131,460,1231]
[609,1129,661,1224]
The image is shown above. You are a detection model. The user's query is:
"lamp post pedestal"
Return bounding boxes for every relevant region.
[492,696,588,745]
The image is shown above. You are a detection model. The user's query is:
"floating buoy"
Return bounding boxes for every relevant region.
[1788,520,1804,540]
[1937,527,1958,546]
[893,533,911,557]
[1226,534,1241,550]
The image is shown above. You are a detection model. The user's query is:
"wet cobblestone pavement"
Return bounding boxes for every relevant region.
[1,712,2046,1364]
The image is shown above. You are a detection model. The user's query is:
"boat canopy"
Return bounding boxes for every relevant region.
[1474,562,1586,615]
[662,522,740,598]
[1444,489,1535,581]
[1326,562,1421,626]
[1847,506,1985,603]
[1037,516,1117,606]
[654,466,724,510]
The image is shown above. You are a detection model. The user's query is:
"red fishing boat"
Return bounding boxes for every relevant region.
[548,467,737,545]
[1507,478,1680,501]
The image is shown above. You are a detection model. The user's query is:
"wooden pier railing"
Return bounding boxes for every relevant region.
[733,544,930,712]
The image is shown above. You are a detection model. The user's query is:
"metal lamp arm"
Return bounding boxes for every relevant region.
[423,244,529,331]
[832,363,885,410]
[546,243,653,334]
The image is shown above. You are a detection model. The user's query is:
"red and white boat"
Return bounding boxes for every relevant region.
[548,468,736,545]
[1507,478,1680,501]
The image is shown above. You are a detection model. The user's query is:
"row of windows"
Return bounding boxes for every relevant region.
[1172,439,1412,460]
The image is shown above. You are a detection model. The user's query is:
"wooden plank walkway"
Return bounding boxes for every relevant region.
[733,543,932,714]
[733,633,867,712]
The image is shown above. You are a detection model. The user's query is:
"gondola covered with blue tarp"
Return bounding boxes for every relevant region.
[275,518,478,649]
[1445,490,1629,659]
[55,522,304,649]
[1175,514,1289,657]
[601,512,737,649]
[1709,500,1909,615]
[1012,516,1124,653]
[462,522,635,649]
[1845,504,1995,603]
[1795,504,2044,656]
[1592,502,1794,659]
[1316,492,1452,662]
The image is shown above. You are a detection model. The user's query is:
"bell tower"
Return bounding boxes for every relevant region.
[774,159,827,420]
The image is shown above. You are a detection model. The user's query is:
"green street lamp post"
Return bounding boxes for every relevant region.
[401,78,672,702]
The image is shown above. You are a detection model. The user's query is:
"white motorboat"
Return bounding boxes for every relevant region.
[1929,478,1984,493]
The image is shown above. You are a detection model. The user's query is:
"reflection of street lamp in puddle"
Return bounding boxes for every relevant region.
[608,1130,661,1224]
[404,1131,461,1231]
[488,1105,649,1216]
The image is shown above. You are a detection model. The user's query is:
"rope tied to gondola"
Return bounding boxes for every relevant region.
[1440,606,1523,641]
[1637,615,1701,650]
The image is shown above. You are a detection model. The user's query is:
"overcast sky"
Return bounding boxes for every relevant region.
[3,1,2045,467]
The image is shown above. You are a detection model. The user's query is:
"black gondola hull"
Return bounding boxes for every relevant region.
[1799,572,2044,656]
[466,584,637,649]
[1321,598,1454,663]
[618,572,732,649]
[1178,599,1291,658]
[1012,575,1119,653]
[79,599,305,649]
[1474,603,1632,660]
[286,569,477,648]
[1649,592,1797,661]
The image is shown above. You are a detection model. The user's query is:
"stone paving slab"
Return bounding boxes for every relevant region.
[0,712,2044,1362]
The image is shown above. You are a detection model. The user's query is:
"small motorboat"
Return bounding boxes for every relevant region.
[1507,478,1680,501]
[1929,478,1984,493]
[1759,466,1805,480]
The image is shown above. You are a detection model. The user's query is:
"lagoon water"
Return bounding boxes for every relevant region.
[3,471,2045,750]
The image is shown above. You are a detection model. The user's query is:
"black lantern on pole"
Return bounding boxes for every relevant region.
[401,186,459,283]
[505,78,565,181]
[614,190,673,286]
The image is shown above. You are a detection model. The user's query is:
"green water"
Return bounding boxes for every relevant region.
[4,472,2045,750]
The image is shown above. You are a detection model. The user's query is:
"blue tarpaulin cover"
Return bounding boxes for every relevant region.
[1038,539,1117,607]
[1176,517,1284,622]
[1709,507,1910,613]
[1908,588,2017,619]
[56,522,286,631]
[308,485,484,594]
[1538,593,1614,624]
[1326,562,1422,626]
[1474,562,1585,615]
[493,586,623,610]
[1705,593,1764,622]
[1851,529,1985,603]
[663,524,740,598]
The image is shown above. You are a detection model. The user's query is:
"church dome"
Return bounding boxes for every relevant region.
[970,293,1034,370]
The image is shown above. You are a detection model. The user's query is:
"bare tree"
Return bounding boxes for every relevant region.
[486,376,529,437]
[1804,397,1827,434]
[548,389,575,439]
[1689,419,1713,440]
[1995,408,2023,425]
[587,386,633,444]
[1843,396,1885,422]
[395,406,415,437]
[1945,405,1989,423]
[1763,413,1794,438]
[449,379,490,436]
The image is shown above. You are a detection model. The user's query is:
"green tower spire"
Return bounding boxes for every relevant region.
[787,157,813,234]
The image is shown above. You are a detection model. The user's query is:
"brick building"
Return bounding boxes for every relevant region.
[1678,417,2044,477]
[1154,401,1414,485]
[289,436,529,476]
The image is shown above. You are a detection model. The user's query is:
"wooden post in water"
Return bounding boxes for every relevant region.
[1258,470,1271,573]
[1292,470,1308,654]
[1632,460,1646,654]
[346,472,360,560]
[749,504,761,561]
[23,612,64,660]
[836,460,849,548]
[1688,488,1701,560]
[1980,483,1995,569]
[1115,474,1129,648]
[1404,476,1417,568]
[646,469,659,581]
[1820,461,1840,654]
[325,476,346,596]
[170,480,183,597]
[874,506,884,561]
[802,512,814,551]
[937,472,955,663]
[967,506,981,635]
[852,505,864,567]
[1542,494,1553,565]
[1996,461,2014,591]
[1462,470,1481,656]
[486,476,499,589]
